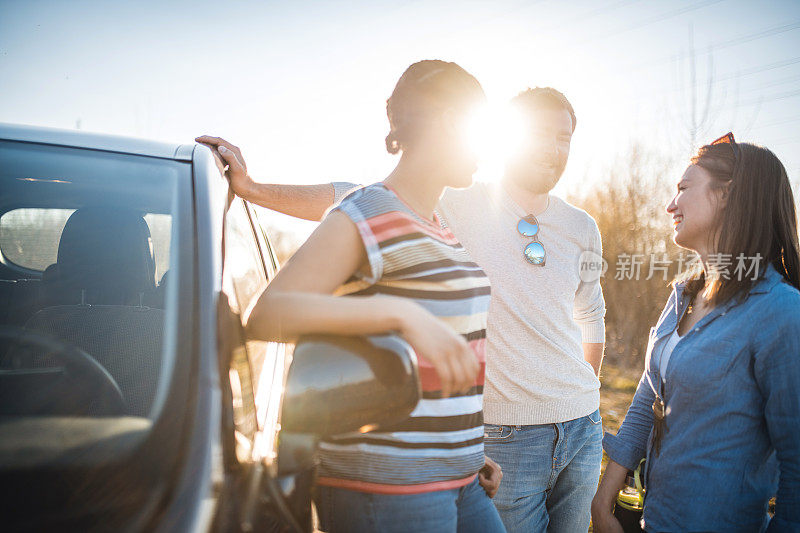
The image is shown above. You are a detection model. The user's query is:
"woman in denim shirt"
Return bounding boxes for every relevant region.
[592,134,800,532]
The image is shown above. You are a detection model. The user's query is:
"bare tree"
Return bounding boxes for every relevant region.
[569,144,684,366]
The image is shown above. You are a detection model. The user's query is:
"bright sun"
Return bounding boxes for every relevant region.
[467,101,526,182]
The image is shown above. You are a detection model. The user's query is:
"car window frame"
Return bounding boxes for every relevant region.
[243,203,288,468]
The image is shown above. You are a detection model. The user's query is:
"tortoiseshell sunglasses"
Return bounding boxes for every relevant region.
[710,131,739,158]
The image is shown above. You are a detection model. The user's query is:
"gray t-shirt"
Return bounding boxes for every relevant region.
[334,181,605,424]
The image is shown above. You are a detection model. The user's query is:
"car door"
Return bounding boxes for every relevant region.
[214,196,301,532]
[241,202,288,466]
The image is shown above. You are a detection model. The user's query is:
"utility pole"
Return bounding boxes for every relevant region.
[683,23,715,156]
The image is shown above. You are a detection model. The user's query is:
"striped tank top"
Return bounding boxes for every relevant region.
[316,183,491,495]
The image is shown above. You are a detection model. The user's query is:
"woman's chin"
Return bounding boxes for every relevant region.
[672,232,698,253]
[672,230,687,248]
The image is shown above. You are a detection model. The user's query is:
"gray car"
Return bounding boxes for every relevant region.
[0,123,420,532]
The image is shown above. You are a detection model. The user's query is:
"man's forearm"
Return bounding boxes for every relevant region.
[242,182,336,221]
[583,342,604,376]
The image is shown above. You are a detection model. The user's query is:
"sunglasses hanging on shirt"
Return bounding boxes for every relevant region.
[517,215,546,266]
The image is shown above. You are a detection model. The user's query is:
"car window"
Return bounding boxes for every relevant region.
[0,139,188,425]
[248,206,278,278]
[223,198,268,317]
[144,213,171,282]
[222,198,287,464]
[0,208,172,281]
[0,208,72,271]
[222,197,267,461]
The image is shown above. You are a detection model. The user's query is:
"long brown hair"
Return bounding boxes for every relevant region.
[675,141,800,305]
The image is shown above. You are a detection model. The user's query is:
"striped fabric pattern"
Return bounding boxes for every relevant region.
[317,183,491,494]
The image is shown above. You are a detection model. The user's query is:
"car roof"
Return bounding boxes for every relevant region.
[0,122,194,161]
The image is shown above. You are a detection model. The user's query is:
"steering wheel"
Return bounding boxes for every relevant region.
[0,326,127,416]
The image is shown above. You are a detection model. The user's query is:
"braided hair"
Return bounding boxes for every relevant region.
[385,60,485,154]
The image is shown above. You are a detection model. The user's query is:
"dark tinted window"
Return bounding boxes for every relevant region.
[0,208,171,280]
[0,140,186,422]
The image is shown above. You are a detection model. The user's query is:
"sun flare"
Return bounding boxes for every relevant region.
[467,102,526,182]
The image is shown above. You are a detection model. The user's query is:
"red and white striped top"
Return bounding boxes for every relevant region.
[317,183,491,494]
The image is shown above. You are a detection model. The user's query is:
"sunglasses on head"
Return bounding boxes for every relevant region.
[517,215,546,266]
[710,132,739,158]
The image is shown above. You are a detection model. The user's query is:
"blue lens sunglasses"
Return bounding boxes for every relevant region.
[517,215,546,266]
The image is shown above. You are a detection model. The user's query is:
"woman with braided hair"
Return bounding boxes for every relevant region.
[198,60,506,532]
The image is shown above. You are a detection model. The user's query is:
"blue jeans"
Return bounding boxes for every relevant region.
[484,409,603,533]
[315,475,506,533]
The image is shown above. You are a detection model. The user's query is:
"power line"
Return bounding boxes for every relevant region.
[680,71,800,103]
[738,72,800,95]
[748,114,800,130]
[737,88,800,108]
[671,56,800,95]
[718,56,800,82]
[630,55,800,104]
[540,0,644,39]
[415,0,548,43]
[576,0,725,45]
[628,20,800,72]
[711,20,800,54]
[450,0,642,44]
[770,136,800,147]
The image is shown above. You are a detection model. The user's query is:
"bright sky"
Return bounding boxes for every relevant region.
[2,0,799,239]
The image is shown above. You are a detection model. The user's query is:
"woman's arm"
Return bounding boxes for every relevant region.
[602,370,656,471]
[244,211,434,347]
[754,296,800,531]
[245,210,478,398]
[235,182,335,222]
[591,460,627,533]
[591,372,656,532]
[195,135,340,221]
[244,208,383,339]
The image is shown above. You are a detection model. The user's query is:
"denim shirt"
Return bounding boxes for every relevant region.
[603,264,800,532]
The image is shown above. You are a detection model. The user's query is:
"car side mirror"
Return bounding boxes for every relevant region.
[280,334,421,437]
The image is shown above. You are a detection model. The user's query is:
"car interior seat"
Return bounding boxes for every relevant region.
[4,207,166,417]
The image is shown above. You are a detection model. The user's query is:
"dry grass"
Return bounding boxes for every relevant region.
[599,360,641,441]
[599,359,642,477]
[589,360,642,532]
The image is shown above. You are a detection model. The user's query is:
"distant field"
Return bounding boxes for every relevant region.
[599,360,642,465]
[590,359,642,532]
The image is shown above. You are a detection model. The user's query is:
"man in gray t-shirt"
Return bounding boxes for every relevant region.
[198,87,606,533]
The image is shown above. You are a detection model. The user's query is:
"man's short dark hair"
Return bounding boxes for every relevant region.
[511,87,576,133]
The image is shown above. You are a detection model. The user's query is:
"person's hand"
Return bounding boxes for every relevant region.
[479,455,503,498]
[397,300,479,399]
[195,135,255,199]
[591,496,625,533]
